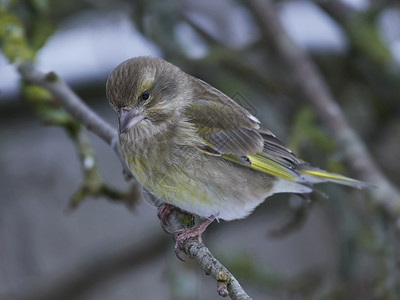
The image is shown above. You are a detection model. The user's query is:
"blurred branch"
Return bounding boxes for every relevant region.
[68,127,141,211]
[21,81,141,210]
[317,0,391,65]
[317,0,400,115]
[18,62,132,179]
[16,61,253,300]
[245,0,400,216]
[268,195,315,238]
[180,11,286,93]
[19,61,143,209]
[7,234,169,300]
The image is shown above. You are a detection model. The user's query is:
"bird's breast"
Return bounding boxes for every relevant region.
[118,119,279,220]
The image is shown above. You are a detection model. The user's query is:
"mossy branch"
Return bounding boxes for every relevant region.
[68,127,140,212]
[21,82,139,210]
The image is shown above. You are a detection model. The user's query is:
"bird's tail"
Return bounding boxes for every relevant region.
[298,165,372,189]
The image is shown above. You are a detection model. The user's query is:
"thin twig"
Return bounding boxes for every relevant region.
[167,210,253,300]
[68,127,140,211]
[246,0,400,217]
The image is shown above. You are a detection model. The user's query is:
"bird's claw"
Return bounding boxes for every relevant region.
[173,227,205,261]
[173,216,215,260]
[157,203,175,232]
[157,204,215,260]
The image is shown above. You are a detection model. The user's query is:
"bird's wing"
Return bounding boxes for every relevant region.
[184,79,302,182]
[185,78,370,188]
[245,130,303,181]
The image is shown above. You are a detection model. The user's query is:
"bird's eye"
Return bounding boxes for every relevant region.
[141,91,150,101]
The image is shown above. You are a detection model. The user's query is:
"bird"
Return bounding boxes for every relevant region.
[106,56,368,255]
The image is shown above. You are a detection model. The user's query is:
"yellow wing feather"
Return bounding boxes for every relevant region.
[247,155,298,181]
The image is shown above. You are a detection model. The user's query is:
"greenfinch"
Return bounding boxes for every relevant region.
[106,56,367,251]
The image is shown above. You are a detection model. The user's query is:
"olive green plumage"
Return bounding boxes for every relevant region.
[106,56,367,221]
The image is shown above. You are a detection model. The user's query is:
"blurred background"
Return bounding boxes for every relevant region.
[1,0,400,299]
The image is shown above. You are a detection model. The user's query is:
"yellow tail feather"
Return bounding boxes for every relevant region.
[299,168,371,189]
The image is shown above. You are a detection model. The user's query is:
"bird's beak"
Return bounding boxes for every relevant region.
[118,108,144,134]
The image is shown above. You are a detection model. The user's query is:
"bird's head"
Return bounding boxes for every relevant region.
[106,56,187,134]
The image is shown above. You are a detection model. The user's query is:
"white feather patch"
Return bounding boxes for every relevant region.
[248,114,260,124]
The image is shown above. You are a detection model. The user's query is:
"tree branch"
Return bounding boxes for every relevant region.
[246,0,400,217]
[180,11,287,93]
[68,127,140,211]
[167,210,253,299]
[16,61,253,299]
[17,61,133,179]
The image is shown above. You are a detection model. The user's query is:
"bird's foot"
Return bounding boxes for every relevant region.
[174,216,215,261]
[157,203,176,232]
